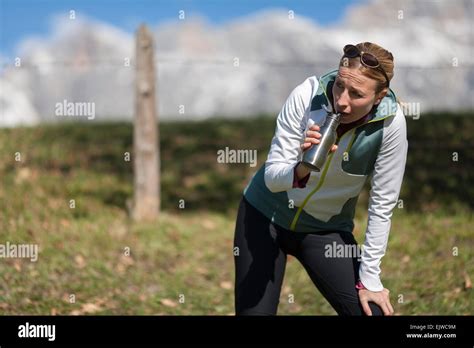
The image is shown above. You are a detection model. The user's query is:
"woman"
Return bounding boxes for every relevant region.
[234,42,408,316]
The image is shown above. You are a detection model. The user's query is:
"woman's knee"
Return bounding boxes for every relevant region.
[337,300,385,316]
[366,302,384,316]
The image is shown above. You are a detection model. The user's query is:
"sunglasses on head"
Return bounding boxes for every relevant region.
[342,44,390,88]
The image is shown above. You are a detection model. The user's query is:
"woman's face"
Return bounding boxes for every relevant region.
[332,66,386,124]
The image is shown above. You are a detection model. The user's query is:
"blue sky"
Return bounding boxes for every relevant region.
[0,0,359,57]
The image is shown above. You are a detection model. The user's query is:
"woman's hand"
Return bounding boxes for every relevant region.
[300,124,338,153]
[358,288,394,316]
[295,125,339,181]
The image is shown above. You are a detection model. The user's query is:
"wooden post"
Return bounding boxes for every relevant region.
[133,24,160,221]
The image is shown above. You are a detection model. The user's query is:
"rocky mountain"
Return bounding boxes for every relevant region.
[1,0,472,127]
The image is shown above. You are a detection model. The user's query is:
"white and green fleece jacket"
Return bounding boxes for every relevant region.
[243,69,408,292]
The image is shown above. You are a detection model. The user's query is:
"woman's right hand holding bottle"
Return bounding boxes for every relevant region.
[296,125,338,180]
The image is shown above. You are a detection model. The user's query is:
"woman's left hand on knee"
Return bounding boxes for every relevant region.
[358,288,394,316]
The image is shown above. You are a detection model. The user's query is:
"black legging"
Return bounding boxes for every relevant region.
[234,195,384,316]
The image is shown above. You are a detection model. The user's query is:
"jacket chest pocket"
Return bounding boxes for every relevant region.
[341,128,383,176]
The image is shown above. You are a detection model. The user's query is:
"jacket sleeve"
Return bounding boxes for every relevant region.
[359,105,408,292]
[264,77,316,193]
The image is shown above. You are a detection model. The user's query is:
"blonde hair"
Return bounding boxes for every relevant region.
[339,42,394,93]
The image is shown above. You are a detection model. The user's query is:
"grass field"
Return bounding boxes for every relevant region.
[0,119,472,315]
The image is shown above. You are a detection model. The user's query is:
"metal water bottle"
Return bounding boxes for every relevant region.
[302,107,341,172]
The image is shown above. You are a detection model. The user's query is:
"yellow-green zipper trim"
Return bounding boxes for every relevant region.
[289,131,347,231]
[289,149,335,231]
[289,107,397,232]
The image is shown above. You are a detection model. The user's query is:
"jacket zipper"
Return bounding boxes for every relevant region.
[289,132,345,231]
[289,113,396,231]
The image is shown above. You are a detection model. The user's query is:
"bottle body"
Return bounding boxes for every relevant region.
[302,112,341,172]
